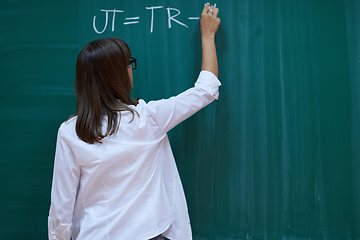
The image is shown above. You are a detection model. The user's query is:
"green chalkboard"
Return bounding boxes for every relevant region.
[0,0,359,239]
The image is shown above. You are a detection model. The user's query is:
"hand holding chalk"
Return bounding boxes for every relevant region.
[200,3,220,39]
[200,3,220,77]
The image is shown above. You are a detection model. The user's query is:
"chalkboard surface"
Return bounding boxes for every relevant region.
[0,0,359,239]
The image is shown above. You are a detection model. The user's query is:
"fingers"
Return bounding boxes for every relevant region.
[202,3,219,17]
[202,3,210,14]
[213,7,219,17]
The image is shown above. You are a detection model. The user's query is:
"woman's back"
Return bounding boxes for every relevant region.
[49,71,220,239]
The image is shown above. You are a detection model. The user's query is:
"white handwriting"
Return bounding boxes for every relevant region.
[93,9,124,34]
[93,6,200,34]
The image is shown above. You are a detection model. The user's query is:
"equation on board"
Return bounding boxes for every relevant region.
[93,6,200,34]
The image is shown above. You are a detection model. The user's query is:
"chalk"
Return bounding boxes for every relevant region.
[214,3,216,8]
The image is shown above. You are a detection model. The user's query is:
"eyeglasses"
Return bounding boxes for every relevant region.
[129,57,137,70]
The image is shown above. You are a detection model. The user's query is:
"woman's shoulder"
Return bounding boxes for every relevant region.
[56,116,79,144]
[134,99,152,114]
[135,99,147,107]
[62,115,77,129]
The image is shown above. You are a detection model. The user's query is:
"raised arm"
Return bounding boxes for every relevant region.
[201,3,221,77]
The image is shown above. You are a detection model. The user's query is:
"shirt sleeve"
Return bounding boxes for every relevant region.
[146,70,221,133]
[48,124,80,240]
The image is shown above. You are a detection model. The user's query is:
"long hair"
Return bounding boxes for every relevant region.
[74,37,138,144]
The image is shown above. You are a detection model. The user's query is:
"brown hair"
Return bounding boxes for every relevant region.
[74,37,138,144]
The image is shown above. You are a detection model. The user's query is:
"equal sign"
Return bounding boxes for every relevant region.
[188,17,200,20]
[124,17,140,25]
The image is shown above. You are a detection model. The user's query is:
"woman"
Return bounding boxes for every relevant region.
[48,3,220,240]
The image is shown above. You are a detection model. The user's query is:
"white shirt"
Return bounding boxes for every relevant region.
[48,71,221,240]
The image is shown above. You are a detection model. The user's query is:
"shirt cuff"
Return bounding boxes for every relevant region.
[194,70,222,100]
[48,217,72,240]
